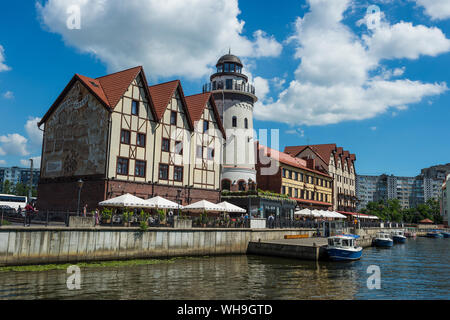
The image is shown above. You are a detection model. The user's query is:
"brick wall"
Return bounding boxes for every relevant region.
[37,179,106,212]
[37,179,221,211]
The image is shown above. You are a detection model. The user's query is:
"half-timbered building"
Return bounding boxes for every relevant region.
[37,67,224,211]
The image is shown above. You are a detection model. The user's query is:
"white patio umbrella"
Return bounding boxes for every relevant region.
[99,193,154,208]
[311,209,325,218]
[294,208,312,216]
[330,211,347,219]
[182,200,224,212]
[146,196,183,209]
[217,201,246,213]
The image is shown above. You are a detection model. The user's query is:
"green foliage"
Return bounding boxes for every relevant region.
[158,209,166,222]
[139,209,149,222]
[122,210,132,222]
[139,221,148,231]
[1,181,37,197]
[101,208,112,220]
[361,198,443,223]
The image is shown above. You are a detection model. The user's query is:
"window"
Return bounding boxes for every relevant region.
[137,133,146,147]
[282,168,287,178]
[226,79,232,90]
[196,145,203,159]
[224,63,230,72]
[295,189,298,198]
[174,166,183,182]
[175,141,183,155]
[244,118,248,129]
[131,100,139,115]
[288,187,292,197]
[288,170,292,179]
[117,158,129,175]
[301,190,305,199]
[294,172,298,180]
[135,160,146,177]
[121,130,130,144]
[170,111,177,126]
[217,65,223,73]
[207,148,215,160]
[222,179,231,191]
[159,164,169,180]
[232,116,237,128]
[203,120,209,133]
[300,173,304,181]
[162,138,170,152]
[282,186,286,194]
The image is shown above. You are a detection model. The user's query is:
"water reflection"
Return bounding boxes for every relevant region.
[0,238,448,300]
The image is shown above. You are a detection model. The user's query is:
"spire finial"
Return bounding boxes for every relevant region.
[229,47,231,54]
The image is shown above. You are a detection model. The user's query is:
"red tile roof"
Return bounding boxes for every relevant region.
[148,80,180,120]
[258,145,331,178]
[39,66,158,126]
[185,92,226,138]
[96,66,143,108]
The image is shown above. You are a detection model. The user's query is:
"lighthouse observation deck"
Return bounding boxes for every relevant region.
[202,79,257,102]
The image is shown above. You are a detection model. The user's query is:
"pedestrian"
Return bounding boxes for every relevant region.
[95,208,100,226]
[83,204,87,217]
[17,205,22,217]
[24,202,35,226]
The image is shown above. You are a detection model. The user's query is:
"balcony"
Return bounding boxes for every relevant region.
[202,79,256,99]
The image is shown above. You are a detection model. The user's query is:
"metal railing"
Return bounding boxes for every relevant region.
[202,80,256,95]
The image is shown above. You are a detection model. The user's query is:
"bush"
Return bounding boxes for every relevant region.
[139,221,148,231]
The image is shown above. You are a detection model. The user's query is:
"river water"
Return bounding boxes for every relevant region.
[0,237,448,300]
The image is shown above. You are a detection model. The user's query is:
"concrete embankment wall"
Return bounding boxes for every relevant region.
[0,227,314,266]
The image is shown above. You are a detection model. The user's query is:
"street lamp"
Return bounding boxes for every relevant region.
[176,189,182,216]
[76,179,84,216]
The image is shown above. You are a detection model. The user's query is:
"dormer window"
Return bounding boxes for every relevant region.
[217,65,223,73]
[244,118,248,129]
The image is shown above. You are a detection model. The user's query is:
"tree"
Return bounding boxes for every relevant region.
[2,180,12,194]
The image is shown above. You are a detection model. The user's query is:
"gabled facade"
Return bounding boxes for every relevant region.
[284,144,357,212]
[257,145,333,211]
[37,67,223,211]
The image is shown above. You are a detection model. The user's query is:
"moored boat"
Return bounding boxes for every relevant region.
[374,232,393,247]
[427,230,444,238]
[326,235,363,261]
[391,230,407,244]
[440,231,450,238]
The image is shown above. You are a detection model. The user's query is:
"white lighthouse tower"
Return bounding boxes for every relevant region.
[203,53,258,192]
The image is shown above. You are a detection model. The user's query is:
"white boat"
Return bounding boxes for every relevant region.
[326,235,363,261]
[374,232,393,247]
[391,230,407,243]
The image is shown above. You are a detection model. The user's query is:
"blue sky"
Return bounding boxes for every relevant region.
[0,0,449,177]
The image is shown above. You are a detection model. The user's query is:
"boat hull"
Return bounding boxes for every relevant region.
[427,233,443,238]
[440,232,450,238]
[374,239,393,247]
[393,235,406,243]
[326,247,363,261]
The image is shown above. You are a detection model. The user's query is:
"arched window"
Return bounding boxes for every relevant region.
[221,179,231,191]
[244,118,248,129]
[232,116,237,128]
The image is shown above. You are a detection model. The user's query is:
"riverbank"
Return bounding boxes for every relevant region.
[0,226,314,266]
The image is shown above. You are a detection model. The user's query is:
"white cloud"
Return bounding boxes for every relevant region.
[370,126,377,131]
[25,117,43,148]
[286,128,305,137]
[37,0,282,79]
[363,21,450,60]
[0,160,6,166]
[0,45,11,72]
[20,156,41,168]
[0,134,29,156]
[414,0,450,21]
[254,0,449,126]
[3,91,14,99]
